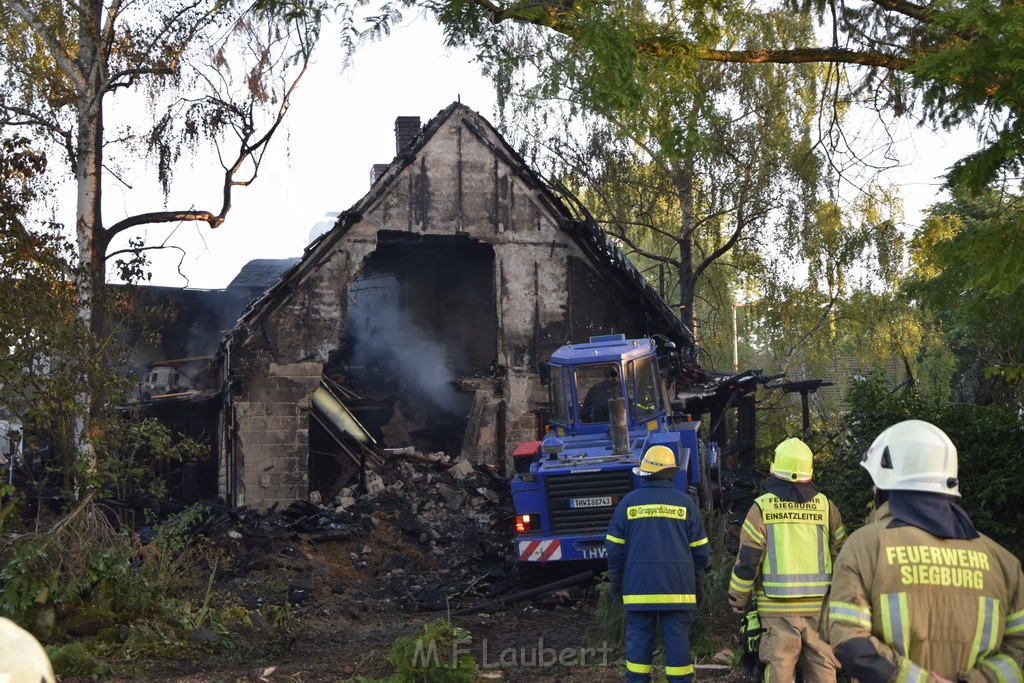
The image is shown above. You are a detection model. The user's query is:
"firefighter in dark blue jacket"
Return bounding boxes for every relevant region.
[605,445,711,683]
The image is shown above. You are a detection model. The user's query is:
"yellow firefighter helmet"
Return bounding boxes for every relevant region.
[633,445,680,478]
[770,438,814,482]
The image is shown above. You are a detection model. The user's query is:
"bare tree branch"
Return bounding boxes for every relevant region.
[105,242,187,262]
[0,103,76,163]
[104,34,310,244]
[866,0,930,22]
[106,209,223,237]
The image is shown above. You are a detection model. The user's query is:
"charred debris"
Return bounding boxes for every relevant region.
[133,448,573,617]
[122,360,777,619]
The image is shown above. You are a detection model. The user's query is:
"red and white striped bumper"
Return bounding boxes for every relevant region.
[517,539,563,561]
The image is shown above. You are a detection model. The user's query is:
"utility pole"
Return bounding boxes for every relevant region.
[733,303,746,371]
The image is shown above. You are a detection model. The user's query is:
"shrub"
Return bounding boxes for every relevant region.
[48,641,111,677]
[823,375,1024,555]
[0,484,19,535]
[384,618,476,683]
[691,510,735,660]
[0,497,142,633]
[88,416,207,501]
[586,572,625,658]
[0,498,226,677]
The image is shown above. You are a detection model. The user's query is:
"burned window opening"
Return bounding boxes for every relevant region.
[308,418,362,501]
[330,236,496,458]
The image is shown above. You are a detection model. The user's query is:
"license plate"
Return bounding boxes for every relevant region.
[569,496,613,508]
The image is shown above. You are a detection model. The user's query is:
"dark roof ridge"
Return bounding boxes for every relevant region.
[224,101,689,349]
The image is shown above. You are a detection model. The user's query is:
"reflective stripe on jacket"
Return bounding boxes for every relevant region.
[826,503,1024,682]
[605,479,710,611]
[729,492,846,616]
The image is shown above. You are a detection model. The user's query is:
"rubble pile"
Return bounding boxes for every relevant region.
[196,452,516,615]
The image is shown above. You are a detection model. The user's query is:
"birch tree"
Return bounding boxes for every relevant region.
[0,0,360,335]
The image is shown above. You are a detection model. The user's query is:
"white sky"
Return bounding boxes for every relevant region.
[90,11,978,291]
[102,11,499,290]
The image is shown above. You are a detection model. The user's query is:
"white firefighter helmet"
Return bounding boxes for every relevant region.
[861,419,960,496]
[0,616,55,683]
[770,438,814,482]
[633,445,680,478]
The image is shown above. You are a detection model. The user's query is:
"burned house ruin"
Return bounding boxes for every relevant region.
[217,103,693,509]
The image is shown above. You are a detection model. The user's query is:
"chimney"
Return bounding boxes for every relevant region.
[369,116,422,187]
[394,116,421,155]
[370,164,390,186]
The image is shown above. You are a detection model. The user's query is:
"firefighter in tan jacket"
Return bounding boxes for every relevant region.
[826,420,1024,682]
[729,437,848,682]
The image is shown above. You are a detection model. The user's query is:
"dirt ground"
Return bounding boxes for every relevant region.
[94,593,748,683]
[58,456,751,682]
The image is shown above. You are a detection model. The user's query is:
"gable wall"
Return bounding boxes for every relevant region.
[223,107,646,509]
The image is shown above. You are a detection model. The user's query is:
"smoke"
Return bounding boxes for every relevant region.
[347,275,465,418]
[184,319,215,362]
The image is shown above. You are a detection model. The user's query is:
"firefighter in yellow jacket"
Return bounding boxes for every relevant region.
[826,420,1024,682]
[729,437,847,682]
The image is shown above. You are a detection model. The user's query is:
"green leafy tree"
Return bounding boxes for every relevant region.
[737,184,932,437]
[726,183,961,459]
[475,7,827,342]
[749,191,904,371]
[0,136,96,487]
[907,188,1024,405]
[419,0,1024,192]
[412,1,923,377]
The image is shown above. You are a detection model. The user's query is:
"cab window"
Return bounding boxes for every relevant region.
[577,364,621,424]
[628,356,662,421]
[549,366,568,425]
